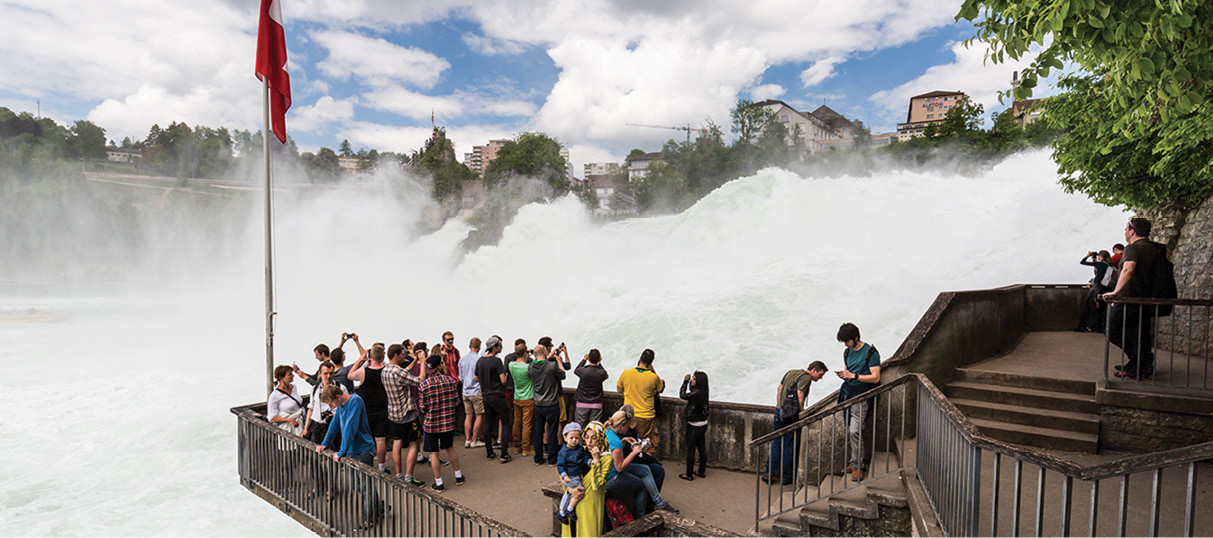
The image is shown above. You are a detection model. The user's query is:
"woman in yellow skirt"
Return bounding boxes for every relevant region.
[562,421,611,537]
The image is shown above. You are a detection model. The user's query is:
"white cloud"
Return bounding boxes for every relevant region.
[311,30,450,89]
[361,86,537,122]
[337,121,515,157]
[800,57,844,87]
[750,84,787,101]
[290,96,356,134]
[868,41,1050,130]
[461,33,527,56]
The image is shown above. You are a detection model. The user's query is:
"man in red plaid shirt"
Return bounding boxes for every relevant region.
[418,354,465,491]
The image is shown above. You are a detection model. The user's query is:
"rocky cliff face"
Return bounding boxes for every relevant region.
[1143,194,1213,357]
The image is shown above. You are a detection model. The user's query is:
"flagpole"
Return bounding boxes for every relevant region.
[263,77,276,396]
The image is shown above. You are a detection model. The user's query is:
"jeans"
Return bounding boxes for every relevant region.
[1108,303,1156,376]
[606,463,665,517]
[573,405,603,428]
[533,404,561,460]
[348,450,381,523]
[1078,284,1106,331]
[845,399,871,470]
[559,476,583,514]
[765,409,800,482]
[685,423,707,476]
[483,394,512,457]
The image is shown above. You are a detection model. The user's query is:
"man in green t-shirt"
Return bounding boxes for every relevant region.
[763,361,827,485]
[506,339,536,456]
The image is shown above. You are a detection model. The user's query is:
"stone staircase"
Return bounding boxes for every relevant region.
[756,452,913,537]
[945,367,1100,453]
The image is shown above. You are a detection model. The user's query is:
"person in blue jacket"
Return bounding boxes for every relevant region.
[317,384,382,529]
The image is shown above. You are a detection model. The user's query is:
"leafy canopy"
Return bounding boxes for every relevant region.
[958,0,1213,209]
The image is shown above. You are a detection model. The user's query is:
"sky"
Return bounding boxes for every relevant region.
[0,0,1062,175]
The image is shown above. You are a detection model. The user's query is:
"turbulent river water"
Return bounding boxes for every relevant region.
[0,149,1128,534]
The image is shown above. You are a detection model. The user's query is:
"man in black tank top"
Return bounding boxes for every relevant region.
[350,341,392,472]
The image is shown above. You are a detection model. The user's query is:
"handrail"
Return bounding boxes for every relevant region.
[231,402,528,537]
[1109,297,1213,307]
[754,372,1213,488]
[749,374,916,446]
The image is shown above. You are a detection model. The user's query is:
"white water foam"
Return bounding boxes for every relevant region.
[0,149,1128,534]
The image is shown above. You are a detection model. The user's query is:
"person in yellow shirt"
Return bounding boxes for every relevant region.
[615,349,664,455]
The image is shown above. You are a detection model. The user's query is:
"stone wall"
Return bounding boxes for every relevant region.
[1100,406,1213,453]
[1142,194,1213,359]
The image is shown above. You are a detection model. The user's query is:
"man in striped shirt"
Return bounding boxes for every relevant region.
[382,344,427,485]
[418,354,465,491]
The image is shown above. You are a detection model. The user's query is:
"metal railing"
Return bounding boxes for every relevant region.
[750,376,914,527]
[1104,298,1213,390]
[232,404,524,537]
[749,373,1213,537]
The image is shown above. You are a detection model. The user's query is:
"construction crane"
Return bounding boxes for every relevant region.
[625,123,706,143]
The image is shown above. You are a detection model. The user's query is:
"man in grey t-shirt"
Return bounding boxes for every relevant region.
[573,349,609,427]
[528,343,567,464]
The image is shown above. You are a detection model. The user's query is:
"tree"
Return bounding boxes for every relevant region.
[70,120,106,159]
[958,0,1213,209]
[932,96,984,139]
[730,99,778,146]
[482,132,569,191]
[339,139,352,158]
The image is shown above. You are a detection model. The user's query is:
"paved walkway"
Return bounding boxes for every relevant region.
[390,441,754,536]
[967,331,1211,389]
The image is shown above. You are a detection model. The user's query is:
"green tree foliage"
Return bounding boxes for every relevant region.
[482,132,570,192]
[300,147,342,182]
[408,127,476,200]
[71,120,107,159]
[958,0,1213,208]
[339,139,352,158]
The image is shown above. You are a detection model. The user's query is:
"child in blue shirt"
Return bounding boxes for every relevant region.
[556,422,591,524]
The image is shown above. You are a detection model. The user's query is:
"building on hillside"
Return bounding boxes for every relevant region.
[1012,99,1044,128]
[337,157,362,174]
[625,152,663,182]
[559,146,573,182]
[463,139,509,176]
[105,147,142,163]
[896,90,967,141]
[584,162,621,177]
[751,100,866,154]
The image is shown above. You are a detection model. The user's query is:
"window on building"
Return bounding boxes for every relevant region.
[781,115,788,123]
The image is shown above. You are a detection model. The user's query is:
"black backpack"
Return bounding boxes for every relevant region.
[779,374,803,422]
[1151,241,1178,316]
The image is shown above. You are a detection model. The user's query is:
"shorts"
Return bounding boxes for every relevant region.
[423,431,455,453]
[463,394,484,415]
[368,411,391,438]
[389,418,422,445]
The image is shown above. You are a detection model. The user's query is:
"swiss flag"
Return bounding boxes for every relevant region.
[255,0,291,143]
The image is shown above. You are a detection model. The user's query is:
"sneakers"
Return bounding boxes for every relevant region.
[500,453,513,463]
[406,477,426,487]
[557,512,570,525]
[439,458,450,467]
[655,502,679,515]
[470,441,486,448]
[464,441,472,449]
[850,466,864,482]
[492,440,502,448]
[486,452,497,460]
[455,475,466,486]
[431,482,445,493]
[535,457,547,465]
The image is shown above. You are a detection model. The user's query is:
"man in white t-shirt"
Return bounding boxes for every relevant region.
[459,337,484,448]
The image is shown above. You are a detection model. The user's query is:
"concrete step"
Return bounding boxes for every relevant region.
[798,475,912,536]
[954,367,1097,394]
[969,417,1098,453]
[950,398,1100,435]
[945,381,1099,414]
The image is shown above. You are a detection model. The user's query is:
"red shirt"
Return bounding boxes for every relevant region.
[418,373,460,433]
[442,345,461,383]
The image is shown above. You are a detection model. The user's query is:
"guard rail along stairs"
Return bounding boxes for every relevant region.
[749,370,1213,537]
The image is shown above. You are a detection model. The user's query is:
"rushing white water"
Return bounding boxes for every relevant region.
[0,149,1128,534]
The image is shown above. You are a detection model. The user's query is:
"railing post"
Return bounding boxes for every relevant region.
[991,452,1001,537]
[969,445,982,537]
[1060,476,1073,537]
[1088,479,1099,537]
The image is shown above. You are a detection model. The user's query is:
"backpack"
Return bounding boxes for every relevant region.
[1099,265,1117,288]
[779,373,804,422]
[1151,242,1178,316]
[605,498,634,529]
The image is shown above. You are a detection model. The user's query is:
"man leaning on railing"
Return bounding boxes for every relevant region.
[1101,217,1160,380]
[316,384,383,529]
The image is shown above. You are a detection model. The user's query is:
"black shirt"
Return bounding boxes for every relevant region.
[356,366,388,416]
[1120,239,1159,298]
[476,354,507,397]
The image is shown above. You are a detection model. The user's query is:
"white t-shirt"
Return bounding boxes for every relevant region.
[267,385,303,419]
[308,382,348,424]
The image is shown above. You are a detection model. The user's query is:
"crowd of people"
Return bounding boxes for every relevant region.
[270,331,705,532]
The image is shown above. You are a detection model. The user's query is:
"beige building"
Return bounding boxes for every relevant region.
[897,90,967,140]
[625,152,662,182]
[751,100,865,153]
[463,139,509,176]
[337,156,362,174]
[105,147,141,163]
[1012,99,1043,128]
